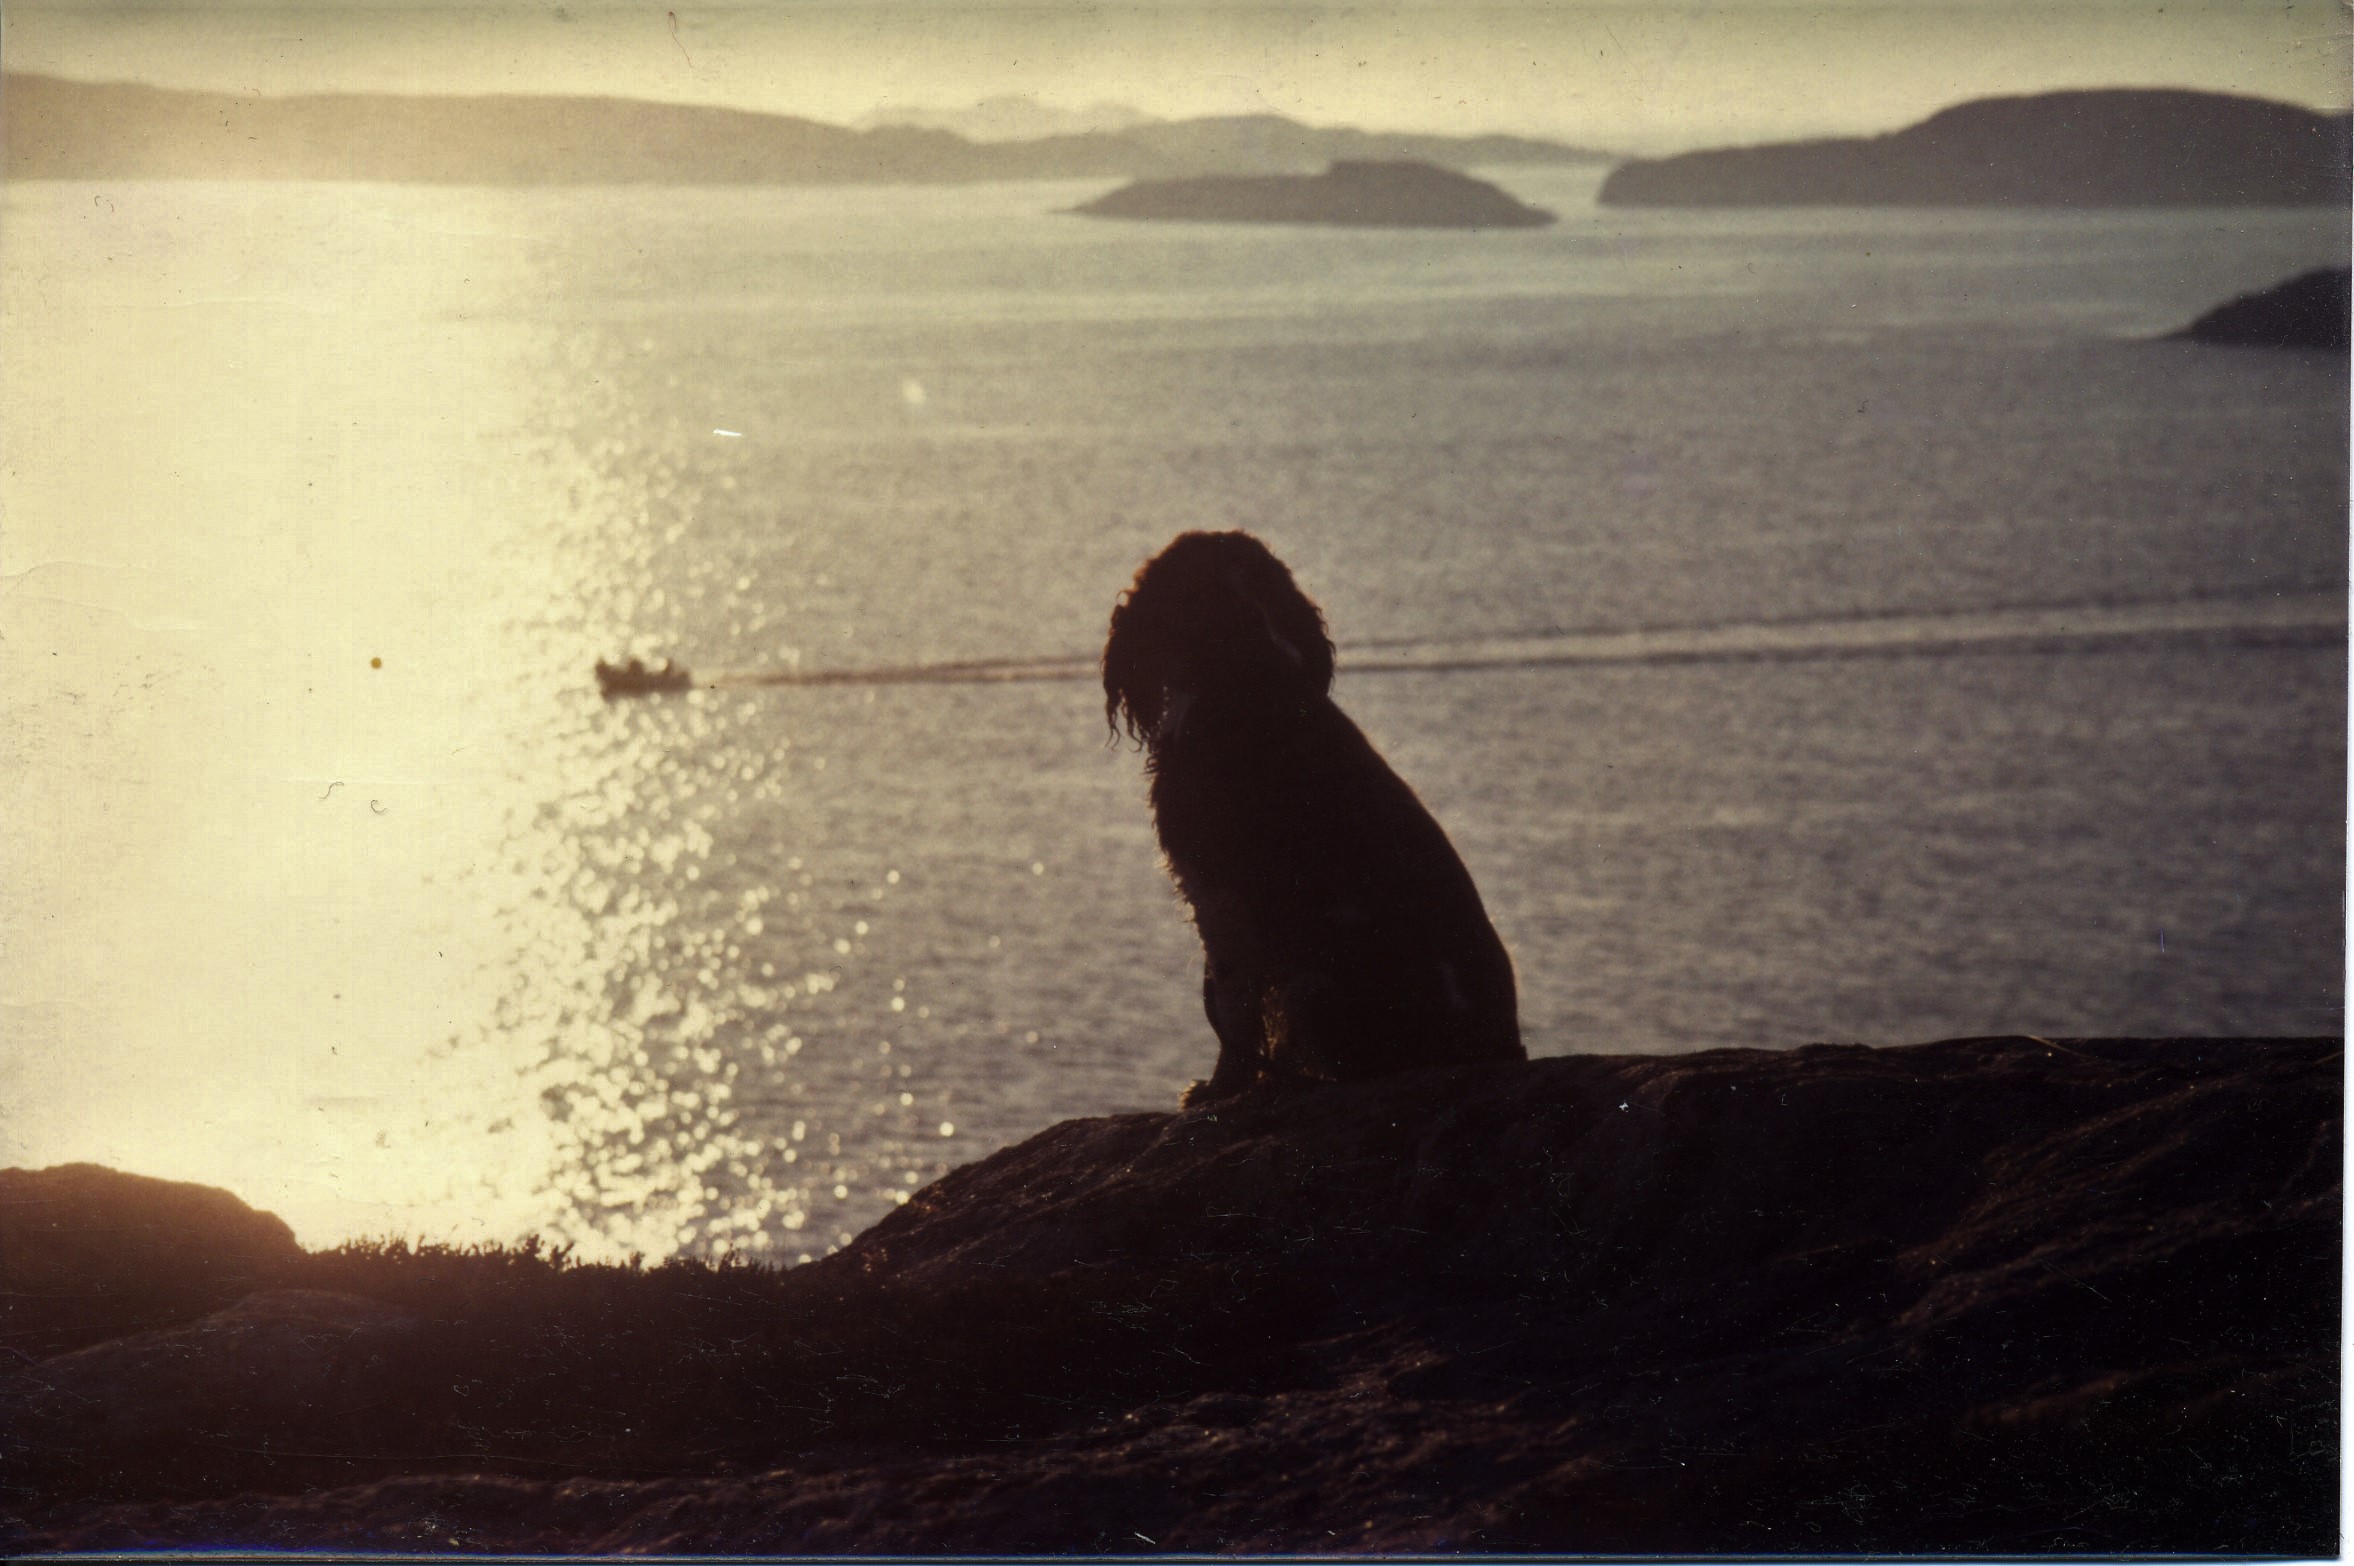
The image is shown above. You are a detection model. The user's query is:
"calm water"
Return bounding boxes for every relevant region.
[3,168,2343,1258]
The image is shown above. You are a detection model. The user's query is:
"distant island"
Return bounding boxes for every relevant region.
[2173,268,2351,351]
[1,75,1609,185]
[1073,160,1555,228]
[1601,89,2352,207]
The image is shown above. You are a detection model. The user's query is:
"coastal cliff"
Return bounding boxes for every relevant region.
[5,1035,2337,1553]
[1601,90,2353,207]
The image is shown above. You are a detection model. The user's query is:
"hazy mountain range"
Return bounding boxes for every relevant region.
[854,95,1162,142]
[2,76,1610,184]
[15,76,2338,208]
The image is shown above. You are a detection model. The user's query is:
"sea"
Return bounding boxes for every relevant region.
[2,167,2344,1261]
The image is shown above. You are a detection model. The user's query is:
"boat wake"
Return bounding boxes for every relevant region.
[605,591,2344,697]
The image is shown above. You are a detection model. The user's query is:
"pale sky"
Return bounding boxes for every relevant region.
[5,2,2349,152]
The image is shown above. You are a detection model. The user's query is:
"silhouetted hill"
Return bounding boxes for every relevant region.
[2,75,1607,184]
[1601,89,2352,207]
[2173,268,2351,350]
[7,1036,2336,1554]
[1074,160,1555,228]
[0,75,1101,183]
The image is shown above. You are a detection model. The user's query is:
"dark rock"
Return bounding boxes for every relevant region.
[1601,89,2353,207]
[2173,268,2351,350]
[6,1037,2339,1554]
[1074,160,1555,228]
[0,1163,301,1360]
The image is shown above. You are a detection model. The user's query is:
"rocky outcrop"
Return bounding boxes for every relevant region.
[1073,160,1555,228]
[2174,268,2351,351]
[0,1163,302,1360]
[5,1036,2338,1553]
[1601,89,2353,207]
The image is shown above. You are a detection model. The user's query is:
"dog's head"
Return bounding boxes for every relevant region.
[1104,531,1336,748]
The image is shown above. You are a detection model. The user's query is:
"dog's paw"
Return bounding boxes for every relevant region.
[1179,1077,1245,1110]
[1178,1078,1217,1109]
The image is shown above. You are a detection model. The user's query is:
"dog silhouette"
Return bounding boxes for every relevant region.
[1104,531,1523,1105]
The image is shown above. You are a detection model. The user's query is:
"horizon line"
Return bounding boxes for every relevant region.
[9,70,2348,157]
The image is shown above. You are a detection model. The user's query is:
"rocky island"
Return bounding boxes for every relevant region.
[3,1035,2337,1554]
[1073,160,1555,228]
[2173,267,2351,351]
[1601,89,2353,207]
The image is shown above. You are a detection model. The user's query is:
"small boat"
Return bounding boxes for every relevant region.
[595,657,694,697]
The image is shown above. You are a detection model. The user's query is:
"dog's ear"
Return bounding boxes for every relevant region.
[1224,542,1335,696]
[1102,587,1162,744]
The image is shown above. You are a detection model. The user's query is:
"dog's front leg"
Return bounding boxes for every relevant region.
[1184,963,1265,1107]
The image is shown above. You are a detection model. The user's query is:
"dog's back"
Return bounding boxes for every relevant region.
[1150,686,1522,1084]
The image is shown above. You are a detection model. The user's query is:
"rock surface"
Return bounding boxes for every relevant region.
[1074,160,1555,228]
[4,1036,2338,1553]
[1601,89,2353,207]
[2174,268,2351,351]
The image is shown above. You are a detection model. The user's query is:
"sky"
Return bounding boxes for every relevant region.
[4,2,2350,156]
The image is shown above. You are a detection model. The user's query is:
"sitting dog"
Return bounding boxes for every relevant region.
[1103,531,1523,1105]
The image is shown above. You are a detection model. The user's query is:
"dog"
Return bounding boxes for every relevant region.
[1104,531,1523,1106]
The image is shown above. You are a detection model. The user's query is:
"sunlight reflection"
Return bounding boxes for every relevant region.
[442,345,966,1262]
